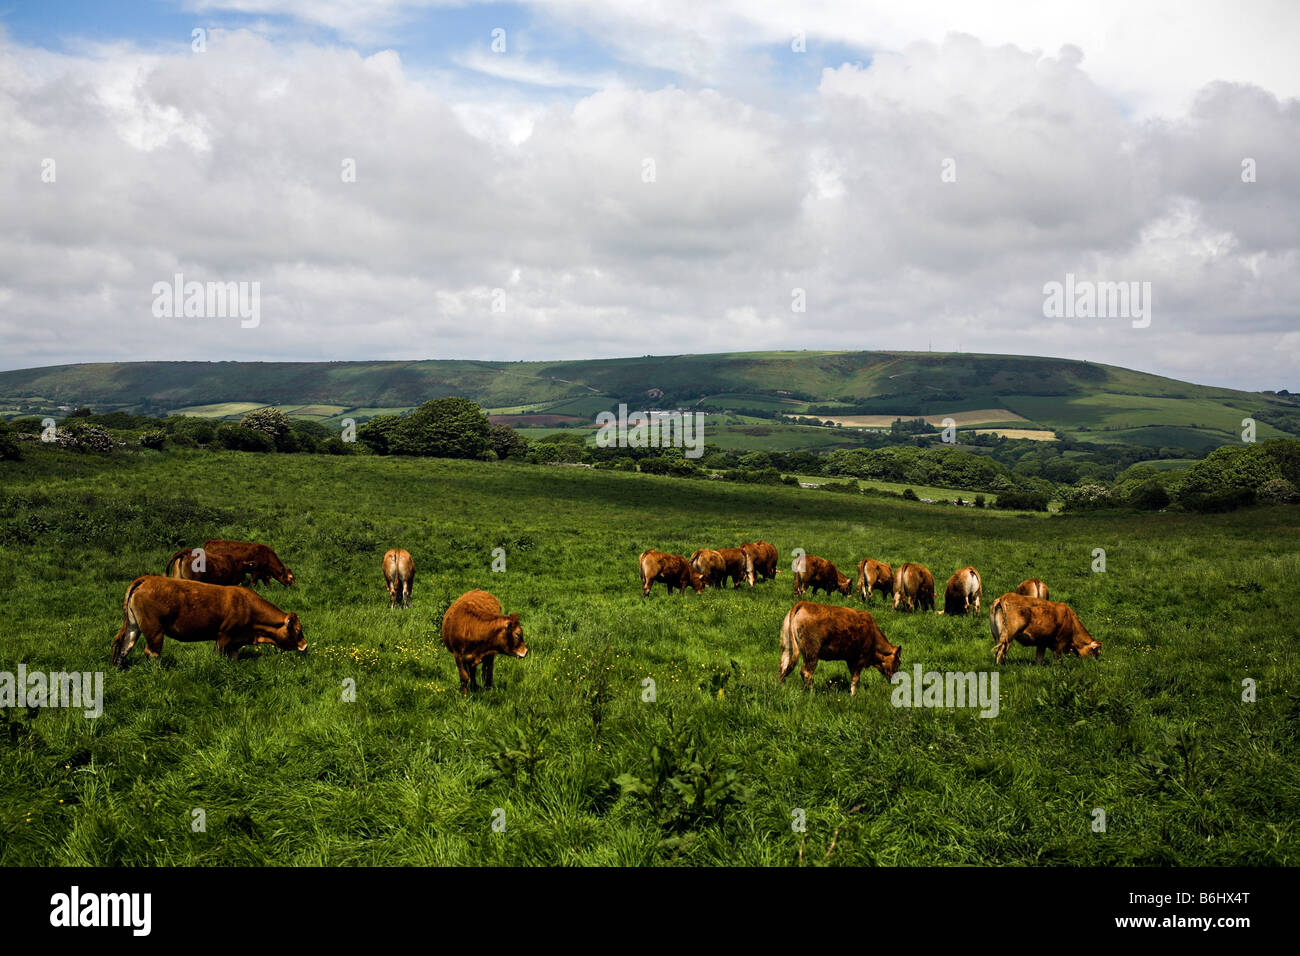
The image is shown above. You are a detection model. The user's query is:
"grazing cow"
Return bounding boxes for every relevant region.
[382,548,415,608]
[942,566,983,616]
[203,539,296,588]
[639,550,706,597]
[1016,578,1050,601]
[111,575,306,667]
[989,593,1101,665]
[689,549,728,589]
[715,546,750,588]
[165,547,246,586]
[778,601,902,696]
[855,558,894,604]
[892,562,935,612]
[793,554,853,599]
[741,540,780,586]
[440,589,528,694]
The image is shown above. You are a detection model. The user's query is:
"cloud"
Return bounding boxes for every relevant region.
[2,15,1298,390]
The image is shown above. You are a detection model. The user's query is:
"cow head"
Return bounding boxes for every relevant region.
[276,612,307,652]
[875,643,902,679]
[278,566,297,587]
[688,567,706,593]
[1070,610,1101,659]
[503,613,528,658]
[837,574,852,596]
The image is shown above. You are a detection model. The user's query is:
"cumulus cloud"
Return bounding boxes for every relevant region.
[1,7,1298,390]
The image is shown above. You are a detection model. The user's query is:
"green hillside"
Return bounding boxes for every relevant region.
[2,351,1296,451]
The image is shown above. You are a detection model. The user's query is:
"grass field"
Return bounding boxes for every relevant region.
[2,447,1297,865]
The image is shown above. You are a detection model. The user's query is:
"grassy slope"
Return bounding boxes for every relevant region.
[1,446,1297,865]
[3,352,1292,450]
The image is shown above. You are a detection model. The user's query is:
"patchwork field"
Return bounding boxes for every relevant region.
[2,447,1297,865]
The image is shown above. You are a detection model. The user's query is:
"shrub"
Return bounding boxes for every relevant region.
[1256,478,1299,504]
[902,488,919,501]
[139,430,167,450]
[994,488,1049,511]
[214,423,275,453]
[55,422,113,453]
[241,407,293,451]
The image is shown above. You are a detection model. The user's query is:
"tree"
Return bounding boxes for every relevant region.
[403,398,491,459]
[487,422,528,460]
[241,407,292,451]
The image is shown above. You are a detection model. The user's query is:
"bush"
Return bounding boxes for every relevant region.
[0,422,21,461]
[1127,479,1171,511]
[1256,478,1299,504]
[994,488,1050,511]
[139,430,168,450]
[214,423,275,453]
[902,488,919,501]
[974,494,986,508]
[241,407,293,451]
[1181,487,1256,513]
[55,422,112,453]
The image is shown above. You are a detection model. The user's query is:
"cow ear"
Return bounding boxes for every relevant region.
[287,612,298,626]
[507,613,520,624]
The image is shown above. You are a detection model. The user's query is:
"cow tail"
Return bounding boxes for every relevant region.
[989,597,1004,656]
[164,549,182,577]
[112,577,146,666]
[779,605,801,679]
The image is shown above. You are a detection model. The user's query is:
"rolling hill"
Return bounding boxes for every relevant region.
[2,351,1296,451]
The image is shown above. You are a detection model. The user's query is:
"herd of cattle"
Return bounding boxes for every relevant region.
[108,536,1100,697]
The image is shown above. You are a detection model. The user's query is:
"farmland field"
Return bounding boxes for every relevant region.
[1,447,1297,865]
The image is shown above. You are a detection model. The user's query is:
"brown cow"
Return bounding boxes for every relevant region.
[778,601,902,696]
[203,539,296,587]
[989,593,1101,665]
[742,540,780,586]
[855,558,894,604]
[793,554,852,599]
[689,549,727,589]
[892,562,935,612]
[640,550,705,597]
[715,546,749,588]
[1016,578,1050,601]
[111,575,306,667]
[942,566,983,616]
[382,548,415,608]
[164,547,245,586]
[440,589,528,694]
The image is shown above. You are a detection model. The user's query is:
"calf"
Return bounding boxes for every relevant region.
[942,566,983,616]
[892,562,935,612]
[855,558,894,604]
[640,550,705,596]
[111,575,306,667]
[742,540,779,586]
[793,554,853,599]
[715,546,750,588]
[1016,578,1050,601]
[778,601,902,696]
[689,548,727,589]
[382,548,415,608]
[440,589,528,694]
[203,539,296,588]
[989,593,1101,665]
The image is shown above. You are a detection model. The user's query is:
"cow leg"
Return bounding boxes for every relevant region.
[215,634,242,661]
[849,665,862,696]
[482,655,495,690]
[144,631,165,660]
[455,656,472,695]
[403,582,412,608]
[1036,645,1047,665]
[800,657,818,692]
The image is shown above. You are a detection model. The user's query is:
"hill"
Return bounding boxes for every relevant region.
[2,351,1296,450]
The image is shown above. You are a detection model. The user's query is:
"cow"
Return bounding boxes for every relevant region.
[942,566,983,616]
[111,575,306,667]
[892,562,935,612]
[715,546,750,588]
[382,548,415,608]
[640,550,705,597]
[855,558,894,604]
[778,601,902,696]
[689,548,728,589]
[989,593,1101,665]
[164,547,246,586]
[440,589,528,694]
[1016,578,1050,601]
[202,539,296,588]
[793,554,852,599]
[741,540,780,586]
